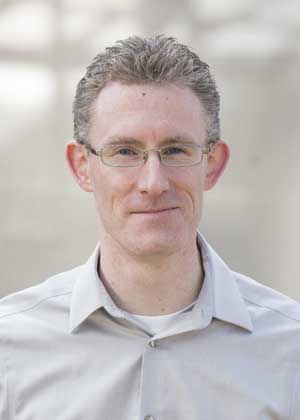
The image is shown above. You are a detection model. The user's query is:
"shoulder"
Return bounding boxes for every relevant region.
[234,271,300,325]
[0,265,83,323]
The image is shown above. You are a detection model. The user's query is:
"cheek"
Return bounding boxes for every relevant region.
[91,168,134,214]
[189,186,204,217]
[180,168,205,201]
[185,176,205,222]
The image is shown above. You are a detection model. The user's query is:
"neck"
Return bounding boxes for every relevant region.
[97,235,204,316]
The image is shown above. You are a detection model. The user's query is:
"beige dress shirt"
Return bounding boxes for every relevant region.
[1,233,300,420]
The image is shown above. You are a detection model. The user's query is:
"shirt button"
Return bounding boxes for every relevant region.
[149,339,158,348]
[145,416,155,420]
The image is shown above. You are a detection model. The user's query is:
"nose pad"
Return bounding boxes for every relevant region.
[142,151,148,164]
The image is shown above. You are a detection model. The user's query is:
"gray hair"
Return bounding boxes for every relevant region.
[73,35,221,144]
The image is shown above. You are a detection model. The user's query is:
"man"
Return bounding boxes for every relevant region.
[0,36,299,420]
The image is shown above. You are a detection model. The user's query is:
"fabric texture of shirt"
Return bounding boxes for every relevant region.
[1,233,300,420]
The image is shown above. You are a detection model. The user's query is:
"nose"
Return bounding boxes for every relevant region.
[136,151,171,196]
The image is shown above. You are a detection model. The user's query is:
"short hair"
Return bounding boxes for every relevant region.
[73,35,221,145]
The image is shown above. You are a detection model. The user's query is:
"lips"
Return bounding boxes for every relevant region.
[132,207,178,214]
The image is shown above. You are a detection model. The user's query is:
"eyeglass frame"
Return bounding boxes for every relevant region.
[78,140,213,167]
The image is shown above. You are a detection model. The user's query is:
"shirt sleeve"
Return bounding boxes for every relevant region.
[0,364,9,420]
[290,366,300,420]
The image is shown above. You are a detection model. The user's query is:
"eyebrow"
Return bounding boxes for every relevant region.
[103,135,197,147]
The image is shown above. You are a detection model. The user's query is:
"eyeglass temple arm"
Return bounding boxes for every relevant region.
[205,142,213,154]
[78,141,99,156]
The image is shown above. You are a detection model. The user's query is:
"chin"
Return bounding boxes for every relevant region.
[119,230,185,258]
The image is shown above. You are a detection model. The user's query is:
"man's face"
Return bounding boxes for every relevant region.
[70,82,227,258]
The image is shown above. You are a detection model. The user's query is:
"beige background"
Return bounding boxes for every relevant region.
[1,0,299,298]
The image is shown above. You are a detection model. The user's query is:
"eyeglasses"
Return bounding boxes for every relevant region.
[79,141,212,167]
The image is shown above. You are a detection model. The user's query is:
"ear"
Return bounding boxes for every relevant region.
[204,140,230,191]
[65,141,93,192]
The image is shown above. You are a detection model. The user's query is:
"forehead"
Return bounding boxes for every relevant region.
[89,82,207,145]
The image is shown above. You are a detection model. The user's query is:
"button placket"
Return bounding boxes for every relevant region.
[139,339,161,420]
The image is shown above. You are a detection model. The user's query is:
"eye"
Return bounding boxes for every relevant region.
[162,146,187,156]
[113,147,139,156]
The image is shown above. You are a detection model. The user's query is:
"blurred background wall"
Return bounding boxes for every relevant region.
[1,0,299,298]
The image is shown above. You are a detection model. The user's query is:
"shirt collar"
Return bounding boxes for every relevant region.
[69,246,124,333]
[69,233,253,333]
[196,233,253,332]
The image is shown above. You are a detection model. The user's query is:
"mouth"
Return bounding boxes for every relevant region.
[132,207,178,215]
